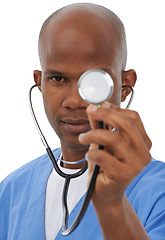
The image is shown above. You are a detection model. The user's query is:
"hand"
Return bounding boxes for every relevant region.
[79,102,152,205]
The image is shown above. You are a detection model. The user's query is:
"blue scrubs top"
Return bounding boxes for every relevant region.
[0,148,165,240]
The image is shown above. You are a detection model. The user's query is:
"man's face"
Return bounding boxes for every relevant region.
[36,11,123,152]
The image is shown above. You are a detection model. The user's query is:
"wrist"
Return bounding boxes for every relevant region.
[92,193,125,217]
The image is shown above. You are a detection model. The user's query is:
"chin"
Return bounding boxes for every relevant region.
[53,126,90,152]
[61,140,89,152]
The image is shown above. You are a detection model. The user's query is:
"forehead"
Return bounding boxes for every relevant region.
[39,9,120,68]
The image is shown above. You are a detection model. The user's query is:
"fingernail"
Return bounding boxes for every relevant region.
[79,133,85,141]
[87,104,98,112]
[85,152,88,160]
[102,102,111,109]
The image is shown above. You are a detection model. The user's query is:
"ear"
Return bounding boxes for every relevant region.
[33,70,42,92]
[121,69,137,102]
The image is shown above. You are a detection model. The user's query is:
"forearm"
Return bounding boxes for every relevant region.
[92,194,150,240]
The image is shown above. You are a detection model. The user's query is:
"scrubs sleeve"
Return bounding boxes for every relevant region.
[0,178,12,239]
[146,194,165,240]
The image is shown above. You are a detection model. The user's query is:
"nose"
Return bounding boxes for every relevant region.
[62,81,88,109]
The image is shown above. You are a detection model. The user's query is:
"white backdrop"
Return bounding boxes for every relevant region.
[0,0,165,182]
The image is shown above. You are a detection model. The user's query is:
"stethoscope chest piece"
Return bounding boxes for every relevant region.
[78,69,114,104]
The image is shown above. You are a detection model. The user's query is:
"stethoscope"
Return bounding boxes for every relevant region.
[29,69,134,235]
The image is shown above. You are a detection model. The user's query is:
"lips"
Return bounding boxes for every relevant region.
[61,118,91,134]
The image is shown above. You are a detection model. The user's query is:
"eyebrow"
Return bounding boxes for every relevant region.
[44,68,115,79]
[44,69,67,76]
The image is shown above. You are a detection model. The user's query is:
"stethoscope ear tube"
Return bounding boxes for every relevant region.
[122,85,134,109]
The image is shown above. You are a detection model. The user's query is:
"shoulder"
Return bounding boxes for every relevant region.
[137,158,165,186]
[0,153,48,188]
[0,148,61,194]
[137,158,165,200]
[138,159,165,237]
[126,157,165,212]
[126,158,165,197]
[126,158,165,233]
[139,158,165,190]
[0,148,61,239]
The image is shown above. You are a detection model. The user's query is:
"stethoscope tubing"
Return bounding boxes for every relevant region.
[62,164,100,235]
[29,83,134,235]
[29,84,101,235]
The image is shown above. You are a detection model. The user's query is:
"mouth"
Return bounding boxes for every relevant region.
[61,118,91,134]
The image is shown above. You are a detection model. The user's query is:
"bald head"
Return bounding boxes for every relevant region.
[38,3,127,70]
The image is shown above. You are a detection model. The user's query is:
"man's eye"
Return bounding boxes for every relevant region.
[48,76,65,82]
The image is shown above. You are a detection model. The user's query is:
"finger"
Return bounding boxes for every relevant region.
[113,106,152,150]
[86,148,122,176]
[86,149,144,184]
[79,128,150,166]
[87,103,112,130]
[87,103,151,150]
[79,129,131,162]
[87,105,99,130]
[98,103,151,149]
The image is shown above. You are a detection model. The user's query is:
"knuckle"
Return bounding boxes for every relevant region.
[134,162,144,175]
[130,110,140,121]
[110,131,118,141]
[146,137,152,150]
[119,169,130,184]
[109,131,122,145]
[125,117,135,130]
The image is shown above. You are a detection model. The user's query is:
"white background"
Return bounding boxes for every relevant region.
[0,0,165,182]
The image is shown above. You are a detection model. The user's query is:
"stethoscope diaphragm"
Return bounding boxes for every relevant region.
[78,69,114,104]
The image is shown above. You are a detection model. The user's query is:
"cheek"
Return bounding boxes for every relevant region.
[109,79,122,107]
[112,89,122,107]
[41,87,62,126]
[42,94,53,118]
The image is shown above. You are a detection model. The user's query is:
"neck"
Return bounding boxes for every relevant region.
[60,142,88,169]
